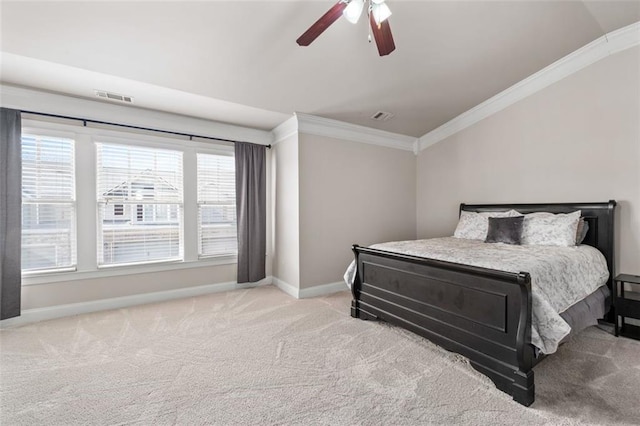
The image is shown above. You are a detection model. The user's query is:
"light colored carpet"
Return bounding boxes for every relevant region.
[1,285,639,425]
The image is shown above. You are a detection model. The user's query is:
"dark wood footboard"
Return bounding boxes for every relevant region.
[351,245,536,406]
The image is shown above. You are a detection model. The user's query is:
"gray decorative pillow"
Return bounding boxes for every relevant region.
[576,219,589,245]
[453,210,521,240]
[520,210,581,246]
[485,216,524,245]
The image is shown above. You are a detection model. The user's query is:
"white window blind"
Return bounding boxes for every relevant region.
[96,143,183,266]
[21,134,77,272]
[197,153,237,257]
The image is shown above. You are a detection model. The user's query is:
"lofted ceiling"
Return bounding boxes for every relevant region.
[1,0,639,138]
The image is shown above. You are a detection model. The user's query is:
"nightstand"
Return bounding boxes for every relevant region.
[614,274,640,340]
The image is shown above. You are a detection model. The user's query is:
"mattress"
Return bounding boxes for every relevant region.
[344,237,610,354]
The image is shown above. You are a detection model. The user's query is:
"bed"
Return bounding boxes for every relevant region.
[347,201,616,406]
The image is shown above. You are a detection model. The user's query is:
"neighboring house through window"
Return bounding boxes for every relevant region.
[197,153,237,257]
[21,134,77,272]
[96,143,184,266]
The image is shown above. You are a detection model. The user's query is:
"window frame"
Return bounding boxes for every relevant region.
[20,120,240,285]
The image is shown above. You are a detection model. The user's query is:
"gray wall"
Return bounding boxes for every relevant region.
[416,46,640,274]
[23,264,238,309]
[298,133,417,289]
[272,130,417,291]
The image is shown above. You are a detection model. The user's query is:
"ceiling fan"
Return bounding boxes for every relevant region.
[296,0,396,56]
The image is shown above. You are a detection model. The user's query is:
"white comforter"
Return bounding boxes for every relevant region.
[343,237,609,354]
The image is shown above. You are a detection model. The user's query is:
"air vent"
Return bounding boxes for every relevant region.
[371,111,394,122]
[95,90,134,104]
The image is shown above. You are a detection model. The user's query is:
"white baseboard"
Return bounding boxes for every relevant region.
[0,276,272,328]
[299,281,349,298]
[272,277,348,299]
[272,277,299,298]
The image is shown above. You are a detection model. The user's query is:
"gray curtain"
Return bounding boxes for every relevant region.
[235,142,266,283]
[1,108,22,320]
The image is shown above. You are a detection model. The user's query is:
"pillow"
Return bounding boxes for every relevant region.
[576,219,589,245]
[520,210,581,246]
[485,216,524,245]
[453,210,521,240]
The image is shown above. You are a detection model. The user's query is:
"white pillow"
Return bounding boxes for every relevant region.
[520,210,581,247]
[453,210,521,240]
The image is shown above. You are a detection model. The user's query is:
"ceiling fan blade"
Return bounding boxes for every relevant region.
[369,14,396,56]
[296,1,348,47]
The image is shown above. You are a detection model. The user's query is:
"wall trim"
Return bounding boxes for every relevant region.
[295,112,418,152]
[418,21,640,151]
[0,276,272,328]
[272,277,348,299]
[298,281,348,299]
[271,115,298,144]
[272,277,299,298]
[3,276,348,327]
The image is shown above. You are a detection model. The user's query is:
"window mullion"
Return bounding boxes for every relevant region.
[75,133,96,272]
[184,148,198,262]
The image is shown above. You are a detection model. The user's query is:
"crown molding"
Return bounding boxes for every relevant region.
[418,21,640,152]
[294,112,418,152]
[271,115,298,145]
[606,20,640,56]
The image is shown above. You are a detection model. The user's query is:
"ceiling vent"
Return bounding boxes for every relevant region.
[95,90,134,104]
[371,111,394,122]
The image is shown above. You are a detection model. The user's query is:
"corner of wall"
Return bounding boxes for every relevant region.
[271,131,301,290]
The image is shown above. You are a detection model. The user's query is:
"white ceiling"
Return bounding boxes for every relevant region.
[1,1,639,137]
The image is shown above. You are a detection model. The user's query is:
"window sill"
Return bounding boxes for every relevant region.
[21,255,238,286]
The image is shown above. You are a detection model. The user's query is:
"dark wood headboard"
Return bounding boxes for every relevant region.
[459,201,617,291]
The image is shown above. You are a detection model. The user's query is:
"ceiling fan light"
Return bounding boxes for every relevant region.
[343,0,365,24]
[372,2,392,25]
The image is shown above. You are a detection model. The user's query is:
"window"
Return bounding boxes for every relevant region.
[197,153,237,257]
[21,134,76,272]
[96,143,183,266]
[19,119,250,284]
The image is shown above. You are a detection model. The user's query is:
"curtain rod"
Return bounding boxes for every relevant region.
[19,109,272,149]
